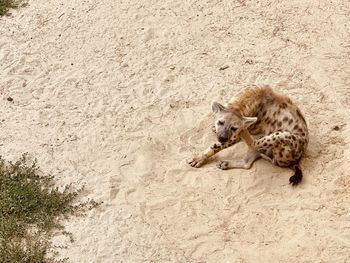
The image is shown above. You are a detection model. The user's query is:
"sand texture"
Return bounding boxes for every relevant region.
[1,0,350,262]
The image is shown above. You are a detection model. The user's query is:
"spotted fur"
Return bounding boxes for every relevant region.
[188,86,308,186]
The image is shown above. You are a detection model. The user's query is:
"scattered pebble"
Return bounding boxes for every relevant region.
[7,97,13,102]
[332,125,341,131]
[219,65,229,70]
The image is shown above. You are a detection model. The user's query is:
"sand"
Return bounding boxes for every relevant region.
[0,0,349,262]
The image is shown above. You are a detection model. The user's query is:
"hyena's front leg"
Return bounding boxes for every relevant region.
[188,142,232,168]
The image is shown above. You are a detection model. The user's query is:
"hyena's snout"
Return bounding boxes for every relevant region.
[217,132,229,143]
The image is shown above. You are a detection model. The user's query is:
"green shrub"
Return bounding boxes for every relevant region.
[0,0,22,16]
[0,154,81,263]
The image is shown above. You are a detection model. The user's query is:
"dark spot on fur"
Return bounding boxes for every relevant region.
[288,119,293,125]
[259,148,266,154]
[211,144,223,153]
[294,124,299,130]
[291,149,296,158]
[271,120,277,126]
[269,144,273,147]
[263,143,267,146]
[277,121,282,127]
[279,152,283,158]
[291,135,296,141]
[281,147,285,152]
[301,132,306,136]
[280,103,287,109]
[298,128,303,133]
[213,144,221,149]
[276,132,280,135]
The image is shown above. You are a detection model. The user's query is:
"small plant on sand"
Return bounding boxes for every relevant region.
[0,154,85,263]
[0,0,23,16]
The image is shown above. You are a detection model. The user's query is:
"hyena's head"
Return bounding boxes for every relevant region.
[212,102,257,144]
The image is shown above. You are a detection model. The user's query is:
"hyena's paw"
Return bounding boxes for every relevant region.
[217,160,229,170]
[188,156,206,168]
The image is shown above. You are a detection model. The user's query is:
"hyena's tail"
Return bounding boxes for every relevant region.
[289,160,303,186]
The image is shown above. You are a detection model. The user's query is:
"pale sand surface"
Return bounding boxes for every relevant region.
[1,0,350,262]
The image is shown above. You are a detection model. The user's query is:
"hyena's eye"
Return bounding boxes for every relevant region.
[218,120,224,126]
[231,127,237,131]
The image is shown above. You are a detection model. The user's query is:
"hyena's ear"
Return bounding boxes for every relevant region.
[211,102,226,114]
[242,116,257,128]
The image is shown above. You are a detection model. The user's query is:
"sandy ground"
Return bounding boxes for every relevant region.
[1,0,350,262]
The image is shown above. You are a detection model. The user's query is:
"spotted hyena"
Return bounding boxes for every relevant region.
[188,86,308,185]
